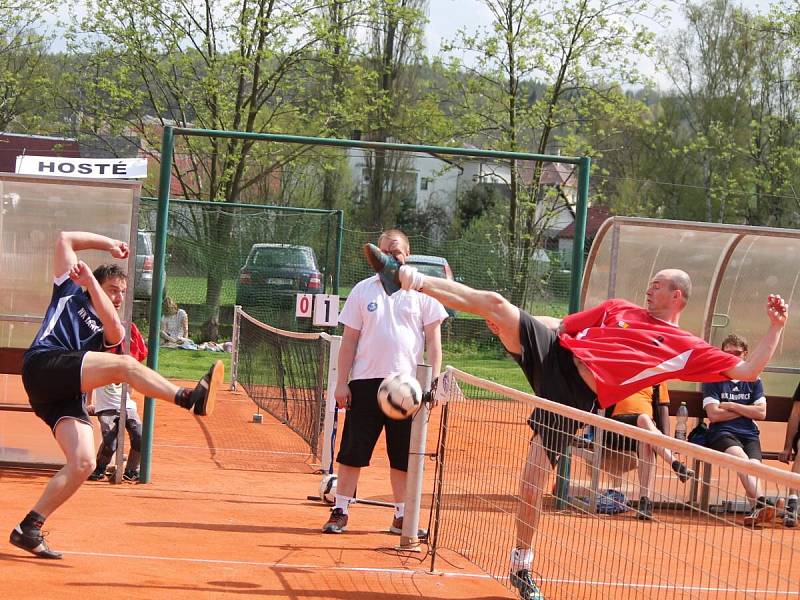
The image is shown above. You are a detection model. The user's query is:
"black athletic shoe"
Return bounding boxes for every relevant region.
[785,499,798,528]
[637,496,653,521]
[9,526,62,559]
[87,465,106,481]
[122,470,140,483]
[189,360,224,416]
[363,243,402,295]
[510,569,545,600]
[671,460,694,483]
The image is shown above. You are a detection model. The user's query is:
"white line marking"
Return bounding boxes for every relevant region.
[62,550,493,579]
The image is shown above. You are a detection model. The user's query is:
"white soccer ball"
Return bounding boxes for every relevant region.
[319,473,337,504]
[377,372,423,420]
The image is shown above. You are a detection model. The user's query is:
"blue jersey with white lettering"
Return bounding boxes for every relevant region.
[24,274,108,361]
[702,379,765,441]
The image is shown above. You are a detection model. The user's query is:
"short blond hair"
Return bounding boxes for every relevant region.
[378,229,410,254]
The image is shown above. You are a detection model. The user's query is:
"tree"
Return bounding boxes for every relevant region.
[66,0,332,339]
[441,0,660,305]
[0,1,58,131]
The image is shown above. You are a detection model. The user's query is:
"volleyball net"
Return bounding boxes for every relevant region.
[429,367,800,599]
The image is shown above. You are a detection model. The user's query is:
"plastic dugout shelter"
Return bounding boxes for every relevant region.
[0,173,140,467]
[583,216,800,395]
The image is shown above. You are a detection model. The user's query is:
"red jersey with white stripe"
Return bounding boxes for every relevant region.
[558,299,741,408]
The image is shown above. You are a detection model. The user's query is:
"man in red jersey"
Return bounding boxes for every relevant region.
[365,243,788,600]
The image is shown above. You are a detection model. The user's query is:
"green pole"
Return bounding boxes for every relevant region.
[334,210,343,295]
[139,125,174,484]
[555,155,591,509]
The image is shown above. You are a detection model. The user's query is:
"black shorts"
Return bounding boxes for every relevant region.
[22,349,91,432]
[708,432,763,460]
[515,311,597,467]
[336,378,413,471]
[603,414,640,453]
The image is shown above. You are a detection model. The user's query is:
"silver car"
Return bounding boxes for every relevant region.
[134,230,154,299]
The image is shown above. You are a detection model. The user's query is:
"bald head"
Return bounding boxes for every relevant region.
[645,269,692,322]
[657,269,692,305]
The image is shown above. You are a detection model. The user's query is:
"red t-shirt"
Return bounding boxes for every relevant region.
[559,299,741,408]
[107,322,148,363]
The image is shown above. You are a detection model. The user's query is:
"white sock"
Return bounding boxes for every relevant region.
[335,495,353,514]
[510,547,533,572]
[399,265,425,290]
[394,502,404,519]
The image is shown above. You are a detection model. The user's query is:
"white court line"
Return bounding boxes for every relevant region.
[62,550,799,595]
[63,550,492,579]
[152,443,310,456]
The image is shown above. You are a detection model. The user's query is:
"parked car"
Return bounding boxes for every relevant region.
[134,230,155,299]
[405,254,456,318]
[235,243,323,307]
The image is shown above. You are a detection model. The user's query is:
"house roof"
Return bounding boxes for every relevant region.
[558,205,613,239]
[518,161,578,188]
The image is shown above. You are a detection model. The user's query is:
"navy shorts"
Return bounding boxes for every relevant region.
[708,432,763,460]
[336,378,413,471]
[514,311,597,467]
[22,349,91,432]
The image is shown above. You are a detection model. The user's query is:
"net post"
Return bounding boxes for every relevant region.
[399,363,433,551]
[319,334,341,475]
[231,305,241,391]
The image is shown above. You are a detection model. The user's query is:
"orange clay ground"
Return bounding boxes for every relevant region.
[0,377,509,600]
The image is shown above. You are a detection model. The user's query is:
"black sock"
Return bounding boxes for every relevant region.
[175,387,192,408]
[21,510,45,532]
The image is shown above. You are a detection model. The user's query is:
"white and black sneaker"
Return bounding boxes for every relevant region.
[10,526,62,559]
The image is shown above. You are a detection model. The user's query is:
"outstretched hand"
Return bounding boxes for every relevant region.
[68,260,94,287]
[109,239,129,259]
[766,294,788,326]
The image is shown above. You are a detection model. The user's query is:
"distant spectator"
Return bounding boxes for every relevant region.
[703,333,774,526]
[778,382,800,528]
[160,296,192,348]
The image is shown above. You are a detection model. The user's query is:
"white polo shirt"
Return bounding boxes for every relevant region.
[340,275,448,380]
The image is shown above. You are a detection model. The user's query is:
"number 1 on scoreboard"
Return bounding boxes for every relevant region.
[313,294,339,327]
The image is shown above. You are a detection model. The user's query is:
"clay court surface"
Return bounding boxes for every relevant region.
[2,374,800,599]
[0,377,509,600]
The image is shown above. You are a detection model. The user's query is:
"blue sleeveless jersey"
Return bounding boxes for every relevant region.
[24,274,108,361]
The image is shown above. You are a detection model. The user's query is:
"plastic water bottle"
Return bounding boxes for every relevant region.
[675,402,688,441]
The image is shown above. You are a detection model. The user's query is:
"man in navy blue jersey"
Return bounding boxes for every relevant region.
[9,231,224,559]
[703,333,773,526]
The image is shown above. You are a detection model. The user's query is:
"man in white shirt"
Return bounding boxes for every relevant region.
[322,229,448,534]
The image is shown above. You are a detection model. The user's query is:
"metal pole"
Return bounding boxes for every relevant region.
[230,305,241,390]
[140,125,174,484]
[399,363,433,551]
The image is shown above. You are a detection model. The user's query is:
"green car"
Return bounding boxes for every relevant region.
[235,243,323,307]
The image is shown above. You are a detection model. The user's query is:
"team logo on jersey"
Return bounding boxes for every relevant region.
[618,321,629,328]
[367,301,378,312]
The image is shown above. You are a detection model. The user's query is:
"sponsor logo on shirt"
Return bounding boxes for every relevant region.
[367,301,378,312]
[78,307,102,333]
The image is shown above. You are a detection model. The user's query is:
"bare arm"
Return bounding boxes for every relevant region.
[723,295,787,381]
[180,310,189,338]
[719,401,767,420]
[54,231,129,277]
[71,261,125,346]
[705,402,742,423]
[424,321,443,378]
[334,325,360,409]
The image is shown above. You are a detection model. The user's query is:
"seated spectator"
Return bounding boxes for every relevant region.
[778,382,800,528]
[703,333,773,526]
[603,383,694,520]
[160,296,193,348]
